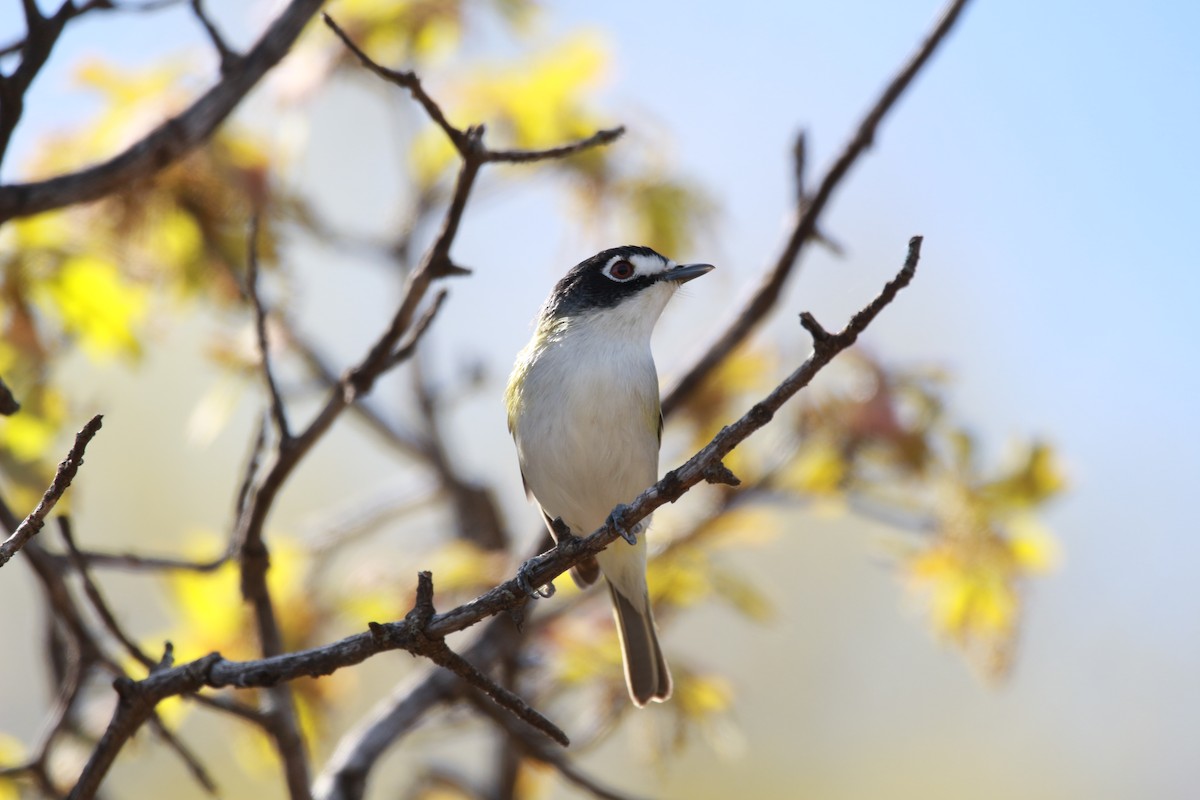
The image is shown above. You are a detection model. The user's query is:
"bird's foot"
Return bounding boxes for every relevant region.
[607,504,643,546]
[549,516,573,541]
[516,559,556,599]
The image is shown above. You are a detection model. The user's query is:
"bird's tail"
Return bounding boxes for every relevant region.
[608,584,672,706]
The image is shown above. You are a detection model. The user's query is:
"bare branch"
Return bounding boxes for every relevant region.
[313,664,462,800]
[0,0,186,59]
[313,615,520,800]
[54,548,228,573]
[322,13,624,167]
[0,415,103,568]
[69,654,223,800]
[58,519,157,671]
[235,414,269,521]
[0,0,75,170]
[0,0,326,222]
[369,573,567,746]
[145,714,219,795]
[286,328,427,459]
[189,0,239,74]
[321,14,469,152]
[483,127,626,163]
[387,290,449,368]
[662,0,969,414]
[0,374,18,415]
[468,694,646,800]
[0,626,87,793]
[245,218,291,440]
[59,520,220,796]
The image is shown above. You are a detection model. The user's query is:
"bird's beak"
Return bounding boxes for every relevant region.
[665,263,715,284]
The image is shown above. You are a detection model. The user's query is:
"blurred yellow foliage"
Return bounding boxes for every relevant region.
[710,567,775,622]
[331,0,475,64]
[0,732,24,800]
[1008,516,1061,571]
[649,550,712,609]
[911,536,1017,636]
[907,496,1058,677]
[698,506,781,549]
[165,534,315,661]
[0,388,65,465]
[618,176,716,257]
[35,255,147,358]
[141,207,206,276]
[784,438,848,495]
[513,760,553,800]
[9,212,71,251]
[28,58,194,173]
[0,53,285,474]
[422,539,507,592]
[409,33,610,186]
[981,441,1067,510]
[649,543,774,621]
[466,33,608,146]
[553,617,622,686]
[675,673,734,717]
[657,670,744,759]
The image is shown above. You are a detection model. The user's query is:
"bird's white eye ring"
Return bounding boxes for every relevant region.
[606,259,636,281]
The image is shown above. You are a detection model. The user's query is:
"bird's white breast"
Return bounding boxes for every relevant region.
[510,306,663,541]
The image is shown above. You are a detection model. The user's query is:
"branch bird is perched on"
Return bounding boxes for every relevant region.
[505,246,714,706]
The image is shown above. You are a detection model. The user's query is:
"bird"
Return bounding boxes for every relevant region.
[504,245,714,706]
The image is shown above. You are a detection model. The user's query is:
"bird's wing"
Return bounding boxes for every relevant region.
[518,460,532,500]
[542,508,601,586]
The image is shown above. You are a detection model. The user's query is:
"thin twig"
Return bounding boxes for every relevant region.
[467,693,646,800]
[321,13,468,152]
[0,374,19,414]
[285,325,427,459]
[189,0,239,73]
[0,415,103,568]
[483,127,626,163]
[145,713,219,795]
[59,519,220,795]
[0,0,184,59]
[245,217,291,440]
[387,290,450,367]
[234,414,268,522]
[52,548,228,573]
[311,614,521,800]
[58,519,157,671]
[0,0,74,170]
[369,573,566,745]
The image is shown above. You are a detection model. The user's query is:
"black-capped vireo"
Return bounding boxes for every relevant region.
[505,246,714,706]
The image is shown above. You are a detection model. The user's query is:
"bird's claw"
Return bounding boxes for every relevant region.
[607,504,642,546]
[516,560,555,599]
[549,516,573,540]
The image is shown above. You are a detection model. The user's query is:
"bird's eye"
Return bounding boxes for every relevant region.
[607,259,635,281]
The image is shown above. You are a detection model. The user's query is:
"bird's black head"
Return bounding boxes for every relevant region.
[540,245,713,321]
